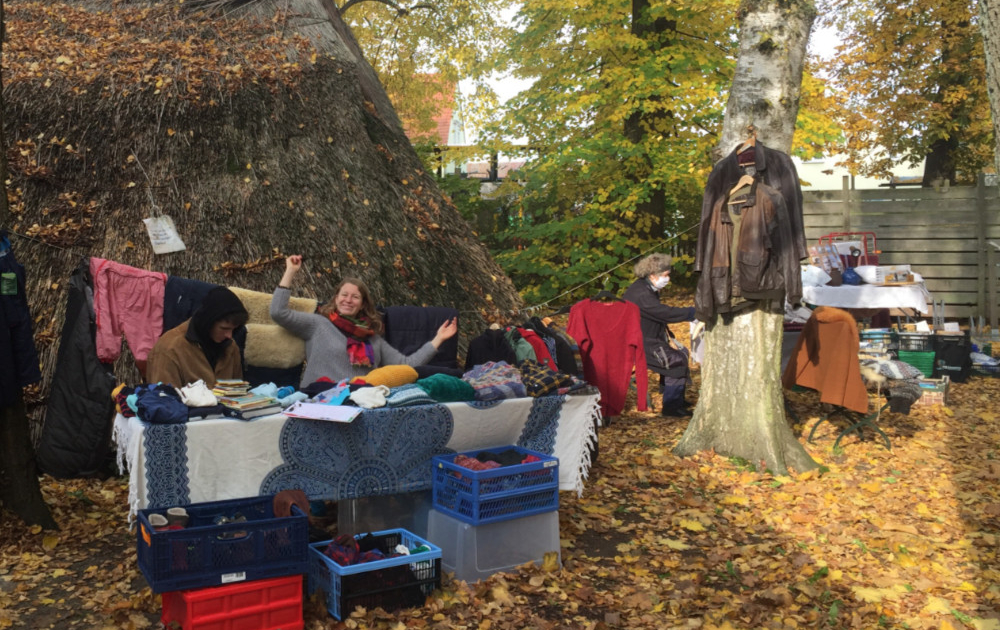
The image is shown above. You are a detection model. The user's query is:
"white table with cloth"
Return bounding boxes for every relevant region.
[801,283,931,314]
[114,392,601,518]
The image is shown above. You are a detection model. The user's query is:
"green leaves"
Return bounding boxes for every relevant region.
[475,0,739,303]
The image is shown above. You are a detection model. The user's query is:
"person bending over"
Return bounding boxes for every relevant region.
[622,253,696,417]
[147,286,249,388]
[271,254,457,386]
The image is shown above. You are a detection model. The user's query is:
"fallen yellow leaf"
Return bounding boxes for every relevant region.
[661,538,692,550]
[541,551,559,572]
[921,595,951,614]
[679,519,706,532]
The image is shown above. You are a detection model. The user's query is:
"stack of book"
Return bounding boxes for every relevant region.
[213,379,251,398]
[218,393,281,420]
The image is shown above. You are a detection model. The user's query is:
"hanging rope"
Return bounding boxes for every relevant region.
[459,220,701,319]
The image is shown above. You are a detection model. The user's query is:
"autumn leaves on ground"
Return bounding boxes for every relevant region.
[2,375,1000,630]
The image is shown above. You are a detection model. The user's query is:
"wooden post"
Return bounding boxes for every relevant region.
[842,175,852,232]
[990,242,999,334]
[977,173,989,322]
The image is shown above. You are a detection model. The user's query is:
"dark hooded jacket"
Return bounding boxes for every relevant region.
[694,142,807,321]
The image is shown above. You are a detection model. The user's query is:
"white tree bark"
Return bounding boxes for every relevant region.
[674,0,818,475]
[979,0,1000,178]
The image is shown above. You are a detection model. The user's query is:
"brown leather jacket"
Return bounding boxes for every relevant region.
[695,143,807,321]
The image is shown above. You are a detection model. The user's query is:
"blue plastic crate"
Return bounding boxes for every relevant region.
[308,529,441,620]
[136,495,309,593]
[432,445,559,525]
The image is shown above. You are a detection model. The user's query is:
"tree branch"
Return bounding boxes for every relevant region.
[339,0,435,17]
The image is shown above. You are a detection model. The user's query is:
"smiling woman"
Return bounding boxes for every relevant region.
[270,254,457,386]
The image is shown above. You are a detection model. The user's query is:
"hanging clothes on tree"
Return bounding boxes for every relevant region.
[36,259,117,478]
[567,297,648,418]
[0,231,42,408]
[90,257,167,363]
[694,141,807,321]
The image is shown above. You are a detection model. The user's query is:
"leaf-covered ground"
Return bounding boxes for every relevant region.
[2,370,1000,630]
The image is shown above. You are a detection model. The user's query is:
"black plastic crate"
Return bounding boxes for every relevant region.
[933,331,972,383]
[897,332,934,352]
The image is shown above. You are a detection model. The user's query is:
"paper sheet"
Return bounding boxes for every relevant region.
[281,402,361,423]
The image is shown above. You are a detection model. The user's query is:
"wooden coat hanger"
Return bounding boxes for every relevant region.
[737,124,757,153]
[729,173,755,197]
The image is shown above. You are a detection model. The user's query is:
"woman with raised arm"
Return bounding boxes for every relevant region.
[271,255,457,386]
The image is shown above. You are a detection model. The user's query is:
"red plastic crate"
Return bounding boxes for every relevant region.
[160,574,303,630]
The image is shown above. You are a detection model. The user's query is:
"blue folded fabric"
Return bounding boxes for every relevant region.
[135,383,188,424]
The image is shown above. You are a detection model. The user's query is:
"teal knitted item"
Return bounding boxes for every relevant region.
[416,373,476,403]
[385,383,436,407]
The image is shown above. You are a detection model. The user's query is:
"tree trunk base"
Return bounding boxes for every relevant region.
[674,307,818,476]
[0,397,58,529]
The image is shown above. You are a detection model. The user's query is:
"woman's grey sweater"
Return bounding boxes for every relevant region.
[270,287,437,386]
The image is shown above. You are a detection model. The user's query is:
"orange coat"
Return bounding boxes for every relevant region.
[781,306,868,414]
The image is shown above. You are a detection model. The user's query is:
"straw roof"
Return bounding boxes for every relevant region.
[2,0,522,430]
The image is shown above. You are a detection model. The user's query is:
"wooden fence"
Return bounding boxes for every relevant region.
[802,176,1000,327]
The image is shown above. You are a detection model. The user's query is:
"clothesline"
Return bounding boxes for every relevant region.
[458,221,702,320]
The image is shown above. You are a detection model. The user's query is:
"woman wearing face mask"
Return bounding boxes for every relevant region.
[271,254,457,386]
[622,253,696,417]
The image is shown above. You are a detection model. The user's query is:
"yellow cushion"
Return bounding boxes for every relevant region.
[364,365,419,388]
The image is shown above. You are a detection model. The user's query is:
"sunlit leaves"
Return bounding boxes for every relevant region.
[345,0,514,140]
[477,0,739,303]
[823,0,993,180]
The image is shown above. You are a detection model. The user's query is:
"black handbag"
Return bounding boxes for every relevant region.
[652,342,689,371]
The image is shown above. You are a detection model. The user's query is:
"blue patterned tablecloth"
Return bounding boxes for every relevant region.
[115,393,600,515]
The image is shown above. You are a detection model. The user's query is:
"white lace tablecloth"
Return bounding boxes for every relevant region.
[802,283,931,314]
[114,393,600,518]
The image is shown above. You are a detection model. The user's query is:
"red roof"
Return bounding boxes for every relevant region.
[432,107,452,146]
[399,74,457,145]
[466,160,526,179]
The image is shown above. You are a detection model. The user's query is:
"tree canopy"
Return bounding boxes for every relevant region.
[342,0,514,143]
[473,0,737,306]
[825,0,993,183]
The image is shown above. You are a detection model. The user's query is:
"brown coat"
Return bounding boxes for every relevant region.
[146,320,242,388]
[781,306,869,414]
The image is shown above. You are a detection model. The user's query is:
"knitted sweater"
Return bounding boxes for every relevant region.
[566,298,648,417]
[270,287,437,386]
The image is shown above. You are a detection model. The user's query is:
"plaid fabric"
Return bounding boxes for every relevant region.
[518,359,574,397]
[385,383,436,407]
[462,361,527,401]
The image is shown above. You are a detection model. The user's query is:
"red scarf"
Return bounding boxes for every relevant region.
[328,312,375,368]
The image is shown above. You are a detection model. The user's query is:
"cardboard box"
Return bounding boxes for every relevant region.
[914,376,949,407]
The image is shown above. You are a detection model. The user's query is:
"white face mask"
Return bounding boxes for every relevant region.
[651,275,670,290]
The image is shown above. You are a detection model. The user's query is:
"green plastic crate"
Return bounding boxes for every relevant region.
[898,350,935,377]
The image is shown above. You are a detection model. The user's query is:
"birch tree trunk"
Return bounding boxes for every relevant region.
[674,0,819,475]
[979,0,1000,179]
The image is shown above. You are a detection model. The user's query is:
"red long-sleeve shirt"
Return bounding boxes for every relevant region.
[567,299,648,417]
